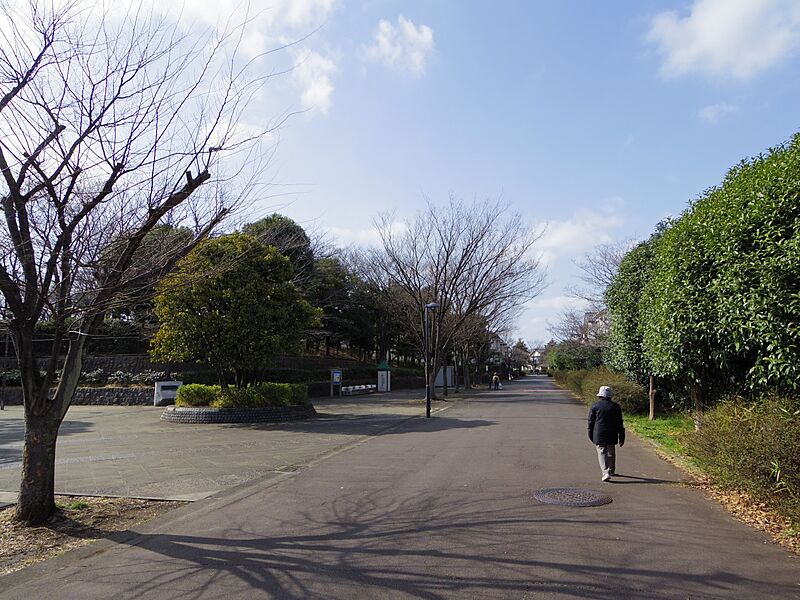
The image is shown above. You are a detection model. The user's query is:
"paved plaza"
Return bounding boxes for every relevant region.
[0,389,439,507]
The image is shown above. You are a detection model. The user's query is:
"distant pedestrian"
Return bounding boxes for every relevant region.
[587,386,625,482]
[492,372,500,390]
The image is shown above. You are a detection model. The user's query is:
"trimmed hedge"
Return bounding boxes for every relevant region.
[174,382,310,408]
[212,383,309,408]
[176,384,221,407]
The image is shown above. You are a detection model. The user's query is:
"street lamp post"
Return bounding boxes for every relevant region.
[424,301,439,418]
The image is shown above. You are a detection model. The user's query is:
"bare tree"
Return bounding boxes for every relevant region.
[550,240,633,347]
[368,197,546,399]
[548,307,608,345]
[567,240,634,309]
[0,1,283,523]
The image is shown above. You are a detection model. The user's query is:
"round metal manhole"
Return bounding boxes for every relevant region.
[533,487,612,507]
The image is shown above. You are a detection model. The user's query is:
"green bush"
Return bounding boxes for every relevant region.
[176,384,221,407]
[683,396,800,526]
[564,370,589,396]
[580,368,648,414]
[211,382,309,408]
[553,367,648,414]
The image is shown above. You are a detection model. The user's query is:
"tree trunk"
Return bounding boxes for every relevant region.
[436,355,450,398]
[690,383,702,431]
[15,411,60,524]
[15,331,88,524]
[428,365,437,402]
[648,375,656,421]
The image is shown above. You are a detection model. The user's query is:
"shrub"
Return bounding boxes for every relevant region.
[131,370,167,385]
[552,367,648,414]
[107,370,133,386]
[683,396,800,526]
[81,368,106,384]
[563,369,589,397]
[175,384,221,407]
[289,383,309,405]
[211,382,309,408]
[580,368,648,414]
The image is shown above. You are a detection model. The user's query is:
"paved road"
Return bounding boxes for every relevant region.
[1,377,798,599]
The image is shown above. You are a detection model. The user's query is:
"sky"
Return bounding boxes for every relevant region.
[155,0,800,345]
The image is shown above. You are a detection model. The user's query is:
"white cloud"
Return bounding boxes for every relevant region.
[109,0,340,113]
[528,295,588,312]
[364,15,435,76]
[325,220,407,246]
[534,204,625,267]
[647,0,800,80]
[280,0,338,28]
[698,102,739,124]
[293,50,336,115]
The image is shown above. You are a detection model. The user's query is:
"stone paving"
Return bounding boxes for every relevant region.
[0,388,443,507]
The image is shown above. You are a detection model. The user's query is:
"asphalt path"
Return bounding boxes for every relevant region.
[1,377,798,599]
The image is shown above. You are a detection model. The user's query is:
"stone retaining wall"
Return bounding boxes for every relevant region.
[0,387,152,406]
[160,403,317,424]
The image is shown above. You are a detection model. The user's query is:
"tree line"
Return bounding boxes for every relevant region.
[548,134,800,422]
[607,134,800,420]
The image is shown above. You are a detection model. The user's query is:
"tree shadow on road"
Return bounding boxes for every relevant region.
[216,416,497,438]
[40,489,795,600]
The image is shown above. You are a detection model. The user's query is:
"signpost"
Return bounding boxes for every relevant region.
[330,368,343,397]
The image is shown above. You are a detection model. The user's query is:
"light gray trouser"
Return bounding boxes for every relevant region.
[596,444,616,476]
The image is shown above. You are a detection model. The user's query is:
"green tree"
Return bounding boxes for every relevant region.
[605,232,664,418]
[700,138,800,393]
[242,214,314,283]
[641,134,800,415]
[641,203,726,418]
[546,340,603,371]
[510,339,531,372]
[305,257,355,354]
[151,234,319,388]
[606,241,654,382]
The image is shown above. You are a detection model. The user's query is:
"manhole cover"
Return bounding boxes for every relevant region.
[533,487,612,507]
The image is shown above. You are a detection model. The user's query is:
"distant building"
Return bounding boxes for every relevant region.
[582,309,609,344]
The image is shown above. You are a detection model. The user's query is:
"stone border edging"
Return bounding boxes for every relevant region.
[160,403,317,424]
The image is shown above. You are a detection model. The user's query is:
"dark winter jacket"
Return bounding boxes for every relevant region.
[588,398,625,446]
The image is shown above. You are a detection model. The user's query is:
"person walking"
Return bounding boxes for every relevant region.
[492,372,500,390]
[588,386,625,482]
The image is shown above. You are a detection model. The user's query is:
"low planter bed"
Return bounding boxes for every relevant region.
[160,403,317,424]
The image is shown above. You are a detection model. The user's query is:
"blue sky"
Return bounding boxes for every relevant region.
[170,0,800,344]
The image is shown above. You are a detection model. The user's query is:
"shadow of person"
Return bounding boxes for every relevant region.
[610,474,678,485]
